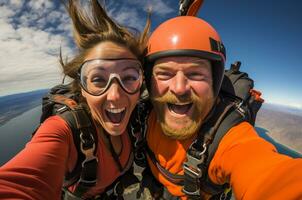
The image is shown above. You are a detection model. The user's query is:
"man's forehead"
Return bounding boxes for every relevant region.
[153,56,211,68]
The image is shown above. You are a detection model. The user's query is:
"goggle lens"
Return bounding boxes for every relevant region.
[79,59,142,96]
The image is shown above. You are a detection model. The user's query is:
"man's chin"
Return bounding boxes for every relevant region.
[160,121,200,140]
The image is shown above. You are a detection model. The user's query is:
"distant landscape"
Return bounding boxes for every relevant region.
[0,89,48,126]
[0,90,301,166]
[256,104,302,153]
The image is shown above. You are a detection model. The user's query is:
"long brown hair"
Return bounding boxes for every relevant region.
[59,0,150,94]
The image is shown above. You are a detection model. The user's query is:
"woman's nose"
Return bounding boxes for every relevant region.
[106,81,122,102]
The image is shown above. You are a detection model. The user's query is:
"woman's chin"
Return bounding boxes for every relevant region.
[102,122,127,136]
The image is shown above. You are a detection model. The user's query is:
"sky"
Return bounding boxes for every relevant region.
[0,0,301,109]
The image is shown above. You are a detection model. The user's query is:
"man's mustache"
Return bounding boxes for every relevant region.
[152,91,194,104]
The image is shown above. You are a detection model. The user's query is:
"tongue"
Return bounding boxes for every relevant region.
[106,111,124,123]
[168,103,192,115]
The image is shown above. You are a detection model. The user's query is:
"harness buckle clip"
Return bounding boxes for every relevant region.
[235,100,246,117]
[78,131,98,185]
[183,143,207,179]
[183,154,204,178]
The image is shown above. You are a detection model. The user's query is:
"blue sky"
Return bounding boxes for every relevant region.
[0,0,301,109]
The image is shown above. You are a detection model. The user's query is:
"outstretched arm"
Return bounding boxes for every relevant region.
[209,122,302,200]
[0,116,75,200]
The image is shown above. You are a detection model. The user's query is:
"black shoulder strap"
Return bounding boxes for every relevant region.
[127,99,153,167]
[48,95,98,197]
[181,97,239,198]
[146,144,184,186]
[206,98,247,164]
[199,96,247,196]
[141,96,245,199]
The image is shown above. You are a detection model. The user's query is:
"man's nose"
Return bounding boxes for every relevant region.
[170,71,190,96]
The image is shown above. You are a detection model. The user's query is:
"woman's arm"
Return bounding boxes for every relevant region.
[0,116,74,200]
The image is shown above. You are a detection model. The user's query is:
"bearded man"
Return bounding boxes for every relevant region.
[140,16,302,200]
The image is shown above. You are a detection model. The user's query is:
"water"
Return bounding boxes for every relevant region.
[0,106,41,166]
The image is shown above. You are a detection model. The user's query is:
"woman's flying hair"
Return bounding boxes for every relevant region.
[59,0,150,92]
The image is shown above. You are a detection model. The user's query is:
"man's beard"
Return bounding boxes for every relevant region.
[151,90,214,140]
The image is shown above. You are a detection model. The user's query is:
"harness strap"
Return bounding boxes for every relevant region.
[207,100,246,165]
[179,0,204,16]
[51,95,98,198]
[142,99,239,199]
[128,99,153,167]
[182,97,244,198]
[60,108,98,197]
[146,145,184,185]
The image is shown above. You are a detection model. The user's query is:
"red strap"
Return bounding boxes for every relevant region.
[250,89,264,103]
[186,0,204,16]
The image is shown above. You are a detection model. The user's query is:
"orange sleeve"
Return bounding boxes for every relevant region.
[0,116,74,200]
[208,122,302,200]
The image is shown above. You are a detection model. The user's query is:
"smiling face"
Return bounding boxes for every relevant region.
[151,56,215,140]
[81,41,141,136]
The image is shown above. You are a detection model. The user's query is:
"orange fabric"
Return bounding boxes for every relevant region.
[146,110,196,199]
[147,110,302,200]
[250,89,264,102]
[0,115,131,200]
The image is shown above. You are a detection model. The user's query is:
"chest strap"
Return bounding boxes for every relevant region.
[51,94,98,197]
[146,144,184,186]
[146,97,246,199]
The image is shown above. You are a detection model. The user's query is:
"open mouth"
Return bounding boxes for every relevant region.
[105,107,126,124]
[167,102,193,115]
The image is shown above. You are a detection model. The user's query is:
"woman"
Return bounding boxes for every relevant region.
[0,0,149,199]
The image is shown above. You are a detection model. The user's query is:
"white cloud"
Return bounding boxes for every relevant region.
[106,0,173,31]
[0,0,173,96]
[0,1,73,96]
[27,0,54,11]
[9,0,24,7]
[109,6,144,30]
[125,0,174,16]
[0,5,14,20]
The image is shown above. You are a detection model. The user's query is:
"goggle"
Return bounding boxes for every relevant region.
[78,58,143,96]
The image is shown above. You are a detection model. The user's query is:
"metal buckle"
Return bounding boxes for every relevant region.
[235,100,245,117]
[182,187,200,196]
[57,105,68,113]
[78,177,97,185]
[80,131,98,167]
[182,143,208,197]
[183,143,207,178]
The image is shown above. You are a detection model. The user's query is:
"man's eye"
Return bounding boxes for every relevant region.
[154,72,174,80]
[186,72,206,81]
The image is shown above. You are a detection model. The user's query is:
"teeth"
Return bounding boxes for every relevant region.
[173,102,192,106]
[106,107,125,114]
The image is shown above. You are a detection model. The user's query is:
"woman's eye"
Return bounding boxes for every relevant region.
[92,77,105,82]
[122,75,138,82]
[90,77,107,87]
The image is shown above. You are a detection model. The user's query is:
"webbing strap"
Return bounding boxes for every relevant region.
[146,145,184,185]
[183,99,240,198]
[59,106,98,197]
[207,104,246,165]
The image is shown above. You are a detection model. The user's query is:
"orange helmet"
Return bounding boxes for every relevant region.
[145,16,226,97]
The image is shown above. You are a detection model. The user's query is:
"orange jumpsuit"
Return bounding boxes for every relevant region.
[146,110,302,200]
[0,116,131,200]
